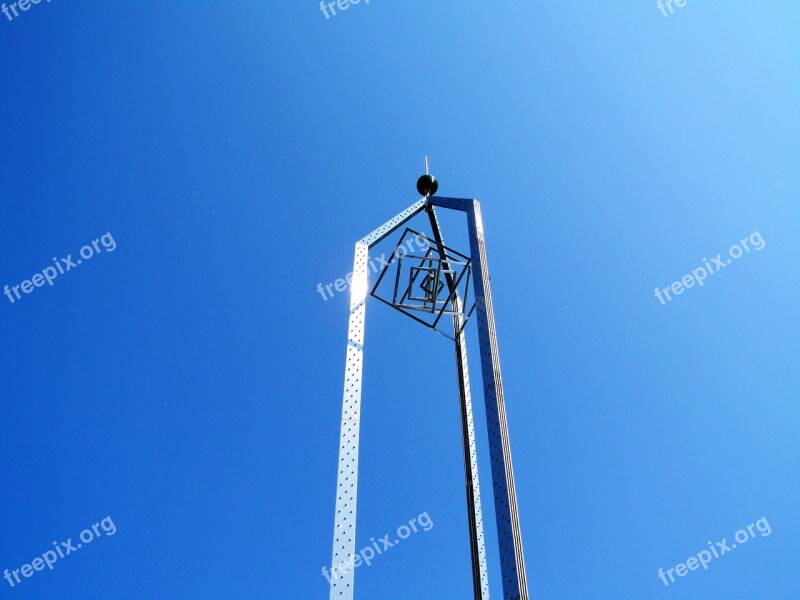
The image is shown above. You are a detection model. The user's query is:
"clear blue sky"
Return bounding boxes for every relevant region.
[1,1,798,598]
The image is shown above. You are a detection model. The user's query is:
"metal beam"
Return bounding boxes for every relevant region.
[466,199,529,600]
[330,199,426,600]
[426,204,490,600]
[428,195,529,599]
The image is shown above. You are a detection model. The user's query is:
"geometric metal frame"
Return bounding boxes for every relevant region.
[370,228,476,340]
[329,196,528,600]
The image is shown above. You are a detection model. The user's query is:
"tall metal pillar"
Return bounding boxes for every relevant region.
[329,200,427,600]
[426,204,490,599]
[429,196,529,600]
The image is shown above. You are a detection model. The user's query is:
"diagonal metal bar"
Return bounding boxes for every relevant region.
[426,203,490,600]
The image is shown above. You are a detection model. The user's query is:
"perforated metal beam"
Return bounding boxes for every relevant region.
[429,196,530,600]
[330,199,426,600]
[426,205,490,600]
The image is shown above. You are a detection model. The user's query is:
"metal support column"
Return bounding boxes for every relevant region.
[467,200,529,600]
[428,196,529,600]
[426,204,490,600]
[329,200,427,600]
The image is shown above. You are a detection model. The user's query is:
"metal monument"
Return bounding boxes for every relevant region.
[329,161,529,599]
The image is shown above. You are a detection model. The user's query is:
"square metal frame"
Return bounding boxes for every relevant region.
[370,228,476,338]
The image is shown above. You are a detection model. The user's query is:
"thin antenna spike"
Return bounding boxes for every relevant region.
[416,158,438,197]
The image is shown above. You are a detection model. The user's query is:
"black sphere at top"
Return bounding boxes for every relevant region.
[416,174,438,197]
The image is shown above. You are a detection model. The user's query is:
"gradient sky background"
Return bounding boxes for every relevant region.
[1,1,798,599]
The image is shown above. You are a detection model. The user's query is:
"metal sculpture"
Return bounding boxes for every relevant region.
[329,162,529,600]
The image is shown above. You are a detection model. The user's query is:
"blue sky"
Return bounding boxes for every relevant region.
[1,1,798,598]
